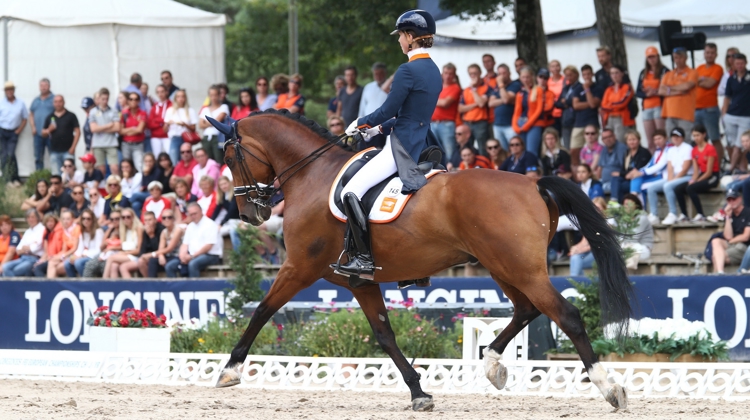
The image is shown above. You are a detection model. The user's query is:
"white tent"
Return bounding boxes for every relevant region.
[0,0,226,176]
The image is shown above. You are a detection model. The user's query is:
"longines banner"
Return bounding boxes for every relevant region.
[2,276,749,360]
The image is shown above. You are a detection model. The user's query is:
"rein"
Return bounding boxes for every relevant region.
[226,130,357,208]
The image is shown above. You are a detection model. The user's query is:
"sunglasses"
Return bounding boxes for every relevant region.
[487,145,499,150]
[111,217,121,222]
[257,83,268,86]
[107,183,118,187]
[162,215,174,220]
[63,164,73,168]
[122,215,132,220]
[330,123,342,127]
[72,191,83,195]
[128,98,139,102]
[90,193,99,197]
[510,143,522,147]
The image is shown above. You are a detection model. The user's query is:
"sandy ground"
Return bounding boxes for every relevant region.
[0,379,747,420]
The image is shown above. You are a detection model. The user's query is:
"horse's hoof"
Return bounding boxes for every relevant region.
[605,384,628,410]
[411,397,434,412]
[483,348,507,390]
[215,367,241,388]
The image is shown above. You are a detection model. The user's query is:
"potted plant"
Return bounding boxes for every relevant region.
[88,306,170,353]
[593,318,729,362]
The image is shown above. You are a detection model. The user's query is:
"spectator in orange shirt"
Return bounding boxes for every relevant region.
[458,64,491,155]
[601,65,635,142]
[482,54,498,89]
[535,68,557,130]
[275,73,306,115]
[458,145,492,170]
[547,60,565,131]
[658,47,698,136]
[431,63,461,160]
[512,66,544,157]
[636,46,668,151]
[695,42,725,162]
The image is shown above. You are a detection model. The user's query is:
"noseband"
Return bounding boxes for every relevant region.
[223,123,349,208]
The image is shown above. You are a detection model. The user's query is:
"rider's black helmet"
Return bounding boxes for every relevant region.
[390,10,436,37]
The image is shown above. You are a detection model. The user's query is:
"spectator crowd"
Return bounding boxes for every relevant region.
[1,38,750,277]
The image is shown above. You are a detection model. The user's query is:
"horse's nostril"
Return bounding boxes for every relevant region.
[239,214,250,223]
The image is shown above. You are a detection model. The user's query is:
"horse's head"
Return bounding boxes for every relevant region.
[208,116,275,226]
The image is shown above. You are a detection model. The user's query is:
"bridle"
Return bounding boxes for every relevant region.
[223,123,351,208]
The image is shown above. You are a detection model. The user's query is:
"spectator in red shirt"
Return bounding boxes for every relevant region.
[459,145,492,170]
[231,87,259,120]
[673,125,720,222]
[275,73,305,114]
[170,143,197,192]
[141,181,171,222]
[431,63,461,160]
[197,176,218,219]
[119,92,147,172]
[458,64,491,155]
[146,84,172,158]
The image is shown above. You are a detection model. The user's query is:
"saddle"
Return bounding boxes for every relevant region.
[329,146,445,224]
[329,146,445,290]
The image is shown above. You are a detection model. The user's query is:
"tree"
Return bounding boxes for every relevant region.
[513,0,547,71]
[593,0,628,69]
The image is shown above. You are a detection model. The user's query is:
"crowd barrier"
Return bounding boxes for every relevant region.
[1,276,749,360]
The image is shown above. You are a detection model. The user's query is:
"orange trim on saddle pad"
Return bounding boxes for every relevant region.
[408,53,430,62]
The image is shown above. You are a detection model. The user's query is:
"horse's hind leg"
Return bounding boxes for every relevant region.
[482,276,541,390]
[514,276,627,409]
[216,265,316,387]
[350,283,434,412]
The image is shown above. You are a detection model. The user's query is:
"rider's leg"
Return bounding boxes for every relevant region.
[335,137,398,278]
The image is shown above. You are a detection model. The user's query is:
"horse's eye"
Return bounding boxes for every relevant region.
[225,158,233,166]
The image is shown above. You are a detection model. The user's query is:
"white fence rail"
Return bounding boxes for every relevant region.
[1,350,749,400]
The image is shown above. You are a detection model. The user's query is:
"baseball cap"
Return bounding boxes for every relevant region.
[537,68,550,78]
[726,189,742,199]
[79,153,96,164]
[147,181,164,191]
[645,46,659,57]
[81,97,95,109]
[670,127,685,138]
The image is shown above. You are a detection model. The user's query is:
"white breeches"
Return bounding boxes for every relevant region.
[341,136,398,201]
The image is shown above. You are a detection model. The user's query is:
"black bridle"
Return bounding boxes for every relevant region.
[224,124,352,208]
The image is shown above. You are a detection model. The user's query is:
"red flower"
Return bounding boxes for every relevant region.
[95,305,109,313]
[119,316,129,327]
[105,319,112,327]
[142,321,150,328]
[94,318,100,326]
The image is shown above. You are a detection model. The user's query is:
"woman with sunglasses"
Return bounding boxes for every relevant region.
[327,116,345,136]
[103,208,143,278]
[61,158,83,190]
[255,76,277,112]
[68,185,90,219]
[499,136,540,175]
[231,88,259,120]
[485,138,507,170]
[636,47,668,151]
[164,89,198,166]
[140,208,183,277]
[63,209,103,277]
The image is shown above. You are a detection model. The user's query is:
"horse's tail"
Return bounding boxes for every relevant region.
[536,176,632,337]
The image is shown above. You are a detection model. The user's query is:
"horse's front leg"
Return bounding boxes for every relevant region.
[216,264,316,387]
[349,283,434,412]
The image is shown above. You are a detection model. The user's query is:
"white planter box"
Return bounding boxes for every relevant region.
[89,327,171,353]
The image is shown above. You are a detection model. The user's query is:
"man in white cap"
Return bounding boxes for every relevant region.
[0,81,28,186]
[141,181,171,222]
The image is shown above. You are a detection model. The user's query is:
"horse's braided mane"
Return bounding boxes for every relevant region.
[248,108,347,148]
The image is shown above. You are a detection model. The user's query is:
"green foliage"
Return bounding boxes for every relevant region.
[605,202,642,236]
[285,309,380,358]
[439,0,510,21]
[170,317,280,354]
[591,332,729,361]
[568,278,603,341]
[226,226,267,317]
[24,169,52,198]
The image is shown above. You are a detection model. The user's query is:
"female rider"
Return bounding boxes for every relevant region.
[334,10,442,280]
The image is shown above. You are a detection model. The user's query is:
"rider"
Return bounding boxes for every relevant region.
[334,9,442,280]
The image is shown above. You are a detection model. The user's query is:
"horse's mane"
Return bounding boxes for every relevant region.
[248,108,346,148]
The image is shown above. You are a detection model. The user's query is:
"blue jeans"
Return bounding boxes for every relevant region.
[740,247,750,272]
[630,173,663,195]
[34,134,50,171]
[130,191,151,218]
[0,128,19,181]
[430,121,456,161]
[465,121,490,155]
[726,177,750,208]
[230,228,241,251]
[3,255,40,277]
[521,126,543,157]
[694,106,721,141]
[165,254,220,278]
[64,257,91,277]
[493,125,516,151]
[570,251,595,276]
[169,136,184,167]
[50,151,74,176]
[646,177,691,216]
[609,177,630,203]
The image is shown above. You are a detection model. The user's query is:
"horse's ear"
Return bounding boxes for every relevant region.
[206,116,233,136]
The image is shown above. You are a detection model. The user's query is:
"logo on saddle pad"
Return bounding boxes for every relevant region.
[329,148,443,224]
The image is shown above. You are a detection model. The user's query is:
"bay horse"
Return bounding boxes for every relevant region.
[211,109,632,411]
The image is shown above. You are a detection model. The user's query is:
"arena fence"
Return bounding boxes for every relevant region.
[1,350,749,400]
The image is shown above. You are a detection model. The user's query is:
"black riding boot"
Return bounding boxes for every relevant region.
[336,192,376,280]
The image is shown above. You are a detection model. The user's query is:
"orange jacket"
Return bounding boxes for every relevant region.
[601,83,635,127]
[512,86,544,133]
[534,89,557,127]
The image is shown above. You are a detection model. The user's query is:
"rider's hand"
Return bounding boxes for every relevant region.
[345,120,360,136]
[362,126,381,142]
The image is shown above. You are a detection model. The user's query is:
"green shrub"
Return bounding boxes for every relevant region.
[226,225,267,317]
[24,169,52,197]
[170,317,280,355]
